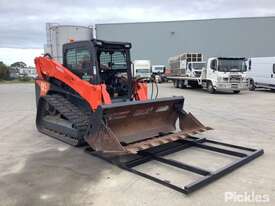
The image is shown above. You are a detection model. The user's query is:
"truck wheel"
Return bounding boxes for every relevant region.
[180,81,186,89]
[249,79,255,91]
[207,82,216,94]
[176,80,180,88]
[233,90,240,94]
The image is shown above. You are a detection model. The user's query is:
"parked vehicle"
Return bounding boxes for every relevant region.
[168,55,249,94]
[34,38,263,194]
[247,57,275,90]
[168,53,204,77]
[152,65,165,74]
[133,60,151,80]
[152,65,166,83]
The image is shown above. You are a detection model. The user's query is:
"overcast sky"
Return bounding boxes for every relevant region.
[1,0,275,66]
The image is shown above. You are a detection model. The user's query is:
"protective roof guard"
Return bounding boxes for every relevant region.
[91,39,132,49]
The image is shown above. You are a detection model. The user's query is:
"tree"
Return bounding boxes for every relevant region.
[10,61,27,68]
[0,61,9,80]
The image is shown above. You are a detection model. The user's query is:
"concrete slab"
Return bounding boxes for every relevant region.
[0,83,274,205]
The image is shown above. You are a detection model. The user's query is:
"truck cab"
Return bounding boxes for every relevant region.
[152,65,166,83]
[133,60,151,80]
[152,65,165,74]
[186,62,206,78]
[203,57,249,93]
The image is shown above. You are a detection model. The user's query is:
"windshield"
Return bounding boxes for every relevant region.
[218,59,247,72]
[99,50,127,70]
[190,62,205,70]
[154,67,164,71]
[137,69,150,73]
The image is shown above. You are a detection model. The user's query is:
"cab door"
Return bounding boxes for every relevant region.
[63,42,97,83]
[207,59,218,83]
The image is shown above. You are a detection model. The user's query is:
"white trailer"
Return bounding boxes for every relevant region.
[247,57,275,90]
[152,65,165,74]
[133,60,151,80]
[168,53,204,77]
[168,57,249,94]
[44,23,93,63]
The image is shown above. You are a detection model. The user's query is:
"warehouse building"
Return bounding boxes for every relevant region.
[95,16,275,66]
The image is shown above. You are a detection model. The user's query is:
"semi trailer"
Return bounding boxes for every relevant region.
[168,55,249,93]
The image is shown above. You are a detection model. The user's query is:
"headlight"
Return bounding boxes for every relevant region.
[223,77,229,82]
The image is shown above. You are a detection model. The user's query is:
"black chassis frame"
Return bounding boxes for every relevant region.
[62,39,134,100]
[86,136,263,194]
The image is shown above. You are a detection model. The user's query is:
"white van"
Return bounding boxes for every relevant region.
[133,60,151,80]
[248,57,275,90]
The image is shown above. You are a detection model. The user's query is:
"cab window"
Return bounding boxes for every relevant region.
[76,48,91,71]
[66,49,77,70]
[210,59,217,70]
[65,48,93,79]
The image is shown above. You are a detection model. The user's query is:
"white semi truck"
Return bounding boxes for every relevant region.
[247,57,275,91]
[133,60,151,80]
[168,54,249,94]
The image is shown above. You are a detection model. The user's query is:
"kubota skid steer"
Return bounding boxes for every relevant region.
[34,39,263,194]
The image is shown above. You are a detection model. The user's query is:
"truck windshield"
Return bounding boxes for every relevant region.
[154,67,164,71]
[191,63,205,70]
[218,59,247,72]
[137,69,150,73]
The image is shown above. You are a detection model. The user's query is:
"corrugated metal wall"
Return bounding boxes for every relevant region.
[96,16,275,66]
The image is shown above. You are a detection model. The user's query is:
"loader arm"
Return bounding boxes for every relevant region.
[35,56,111,110]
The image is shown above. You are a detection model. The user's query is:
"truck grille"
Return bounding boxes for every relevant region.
[194,71,201,77]
[229,75,241,83]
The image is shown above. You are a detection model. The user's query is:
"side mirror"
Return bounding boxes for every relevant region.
[188,63,192,71]
[248,59,252,71]
[273,64,275,74]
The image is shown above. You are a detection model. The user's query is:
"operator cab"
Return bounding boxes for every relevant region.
[63,39,132,101]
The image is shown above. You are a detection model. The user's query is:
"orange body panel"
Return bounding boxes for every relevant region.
[134,82,148,101]
[34,56,111,110]
[36,79,50,96]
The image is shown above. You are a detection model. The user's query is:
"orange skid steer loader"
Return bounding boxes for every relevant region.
[34,39,263,194]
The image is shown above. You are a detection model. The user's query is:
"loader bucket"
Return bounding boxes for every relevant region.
[85,96,211,155]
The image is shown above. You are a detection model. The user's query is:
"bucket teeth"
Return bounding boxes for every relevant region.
[124,128,211,154]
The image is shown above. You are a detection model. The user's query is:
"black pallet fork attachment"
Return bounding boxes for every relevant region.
[86,136,263,194]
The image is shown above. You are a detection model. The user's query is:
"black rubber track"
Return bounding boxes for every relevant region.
[36,94,89,146]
